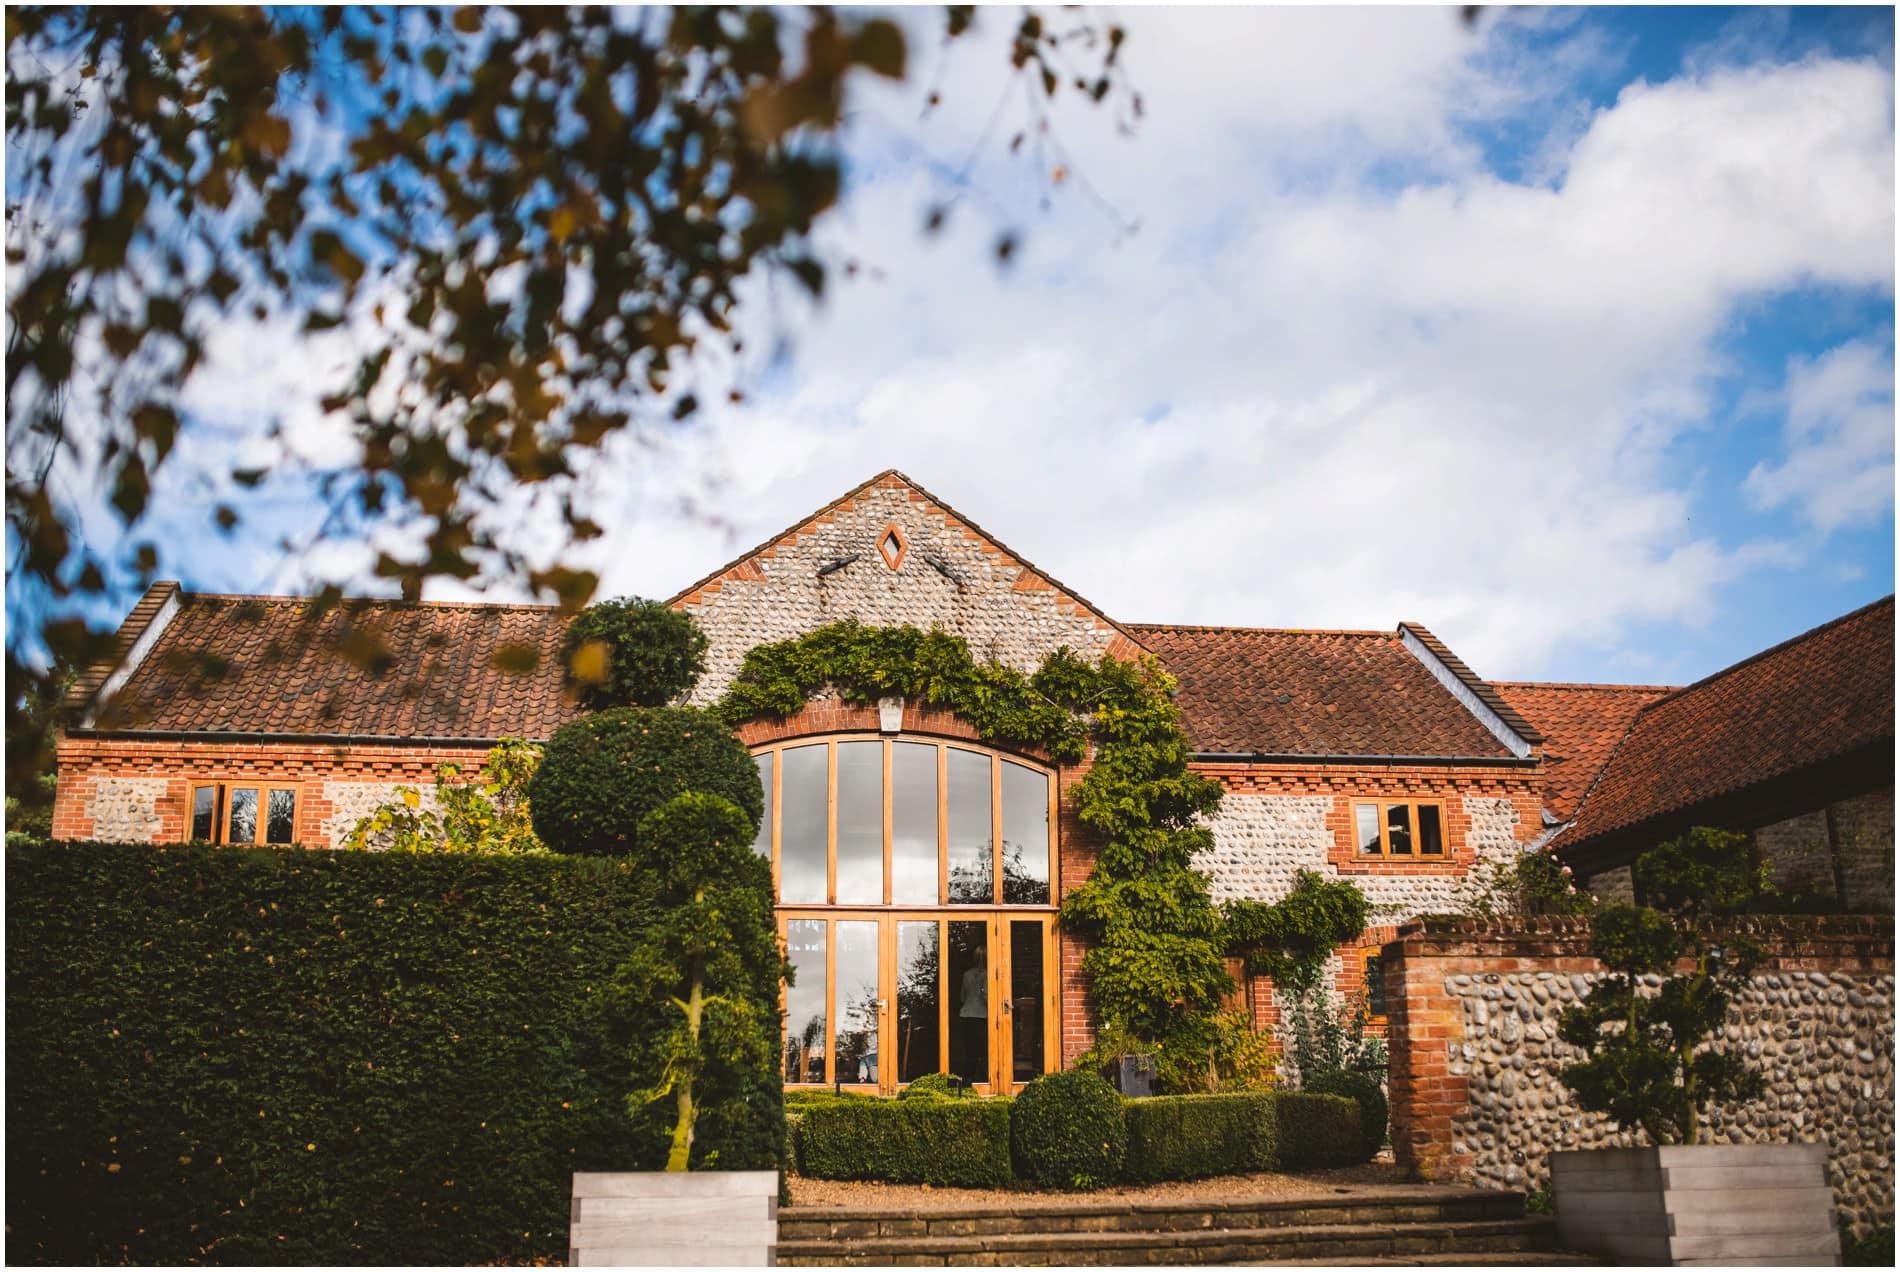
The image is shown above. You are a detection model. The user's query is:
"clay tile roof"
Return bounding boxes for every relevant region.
[1492,682,1678,819]
[86,592,583,741]
[1128,625,1514,759]
[1562,595,1895,850]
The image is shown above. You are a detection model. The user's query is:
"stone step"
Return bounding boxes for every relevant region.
[780,1187,1526,1242]
[1254,1252,1601,1267]
[776,1216,1562,1266]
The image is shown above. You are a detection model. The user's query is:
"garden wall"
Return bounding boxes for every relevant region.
[1382,914,1894,1238]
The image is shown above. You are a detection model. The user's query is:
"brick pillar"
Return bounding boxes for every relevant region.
[1382,928,1473,1183]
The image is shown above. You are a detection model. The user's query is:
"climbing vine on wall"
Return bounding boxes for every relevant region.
[713,620,1239,1087]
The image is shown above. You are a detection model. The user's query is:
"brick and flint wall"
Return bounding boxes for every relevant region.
[1382,914,1895,1237]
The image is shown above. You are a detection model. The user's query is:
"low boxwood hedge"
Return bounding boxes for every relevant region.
[1122,1093,1279,1182]
[1273,1090,1364,1169]
[795,1096,1013,1188]
[1302,1070,1387,1161]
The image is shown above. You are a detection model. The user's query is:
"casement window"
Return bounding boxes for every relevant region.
[1361,946,1388,1023]
[190,783,298,845]
[1352,799,1445,858]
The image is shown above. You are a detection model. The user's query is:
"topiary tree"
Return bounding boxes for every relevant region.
[563,597,709,709]
[599,792,786,1171]
[1010,1068,1128,1189]
[1558,826,1770,1145]
[528,707,761,858]
[1303,1069,1387,1162]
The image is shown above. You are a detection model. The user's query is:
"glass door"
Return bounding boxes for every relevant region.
[783,911,1056,1094]
[995,916,1055,1092]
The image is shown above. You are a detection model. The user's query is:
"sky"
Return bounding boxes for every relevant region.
[29,5,1898,689]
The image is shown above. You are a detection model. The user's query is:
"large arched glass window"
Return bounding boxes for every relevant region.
[751,737,1055,908]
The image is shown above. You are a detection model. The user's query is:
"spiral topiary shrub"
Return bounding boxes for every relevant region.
[898,1072,974,1100]
[562,596,709,709]
[1010,1069,1128,1188]
[1302,1070,1387,1162]
[528,707,762,857]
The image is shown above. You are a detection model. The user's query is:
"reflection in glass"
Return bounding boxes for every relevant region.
[896,921,941,1083]
[191,787,216,841]
[1365,953,1388,1018]
[229,788,258,843]
[1009,921,1045,1082]
[1000,761,1051,904]
[265,789,296,844]
[947,921,989,1083]
[891,742,939,905]
[751,752,773,857]
[1386,803,1413,855]
[780,745,828,902]
[1356,804,1381,855]
[1417,804,1444,855]
[784,920,827,1083]
[834,920,880,1084]
[946,750,993,904]
[836,742,883,904]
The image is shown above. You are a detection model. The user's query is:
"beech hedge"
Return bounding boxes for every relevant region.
[4,839,780,1265]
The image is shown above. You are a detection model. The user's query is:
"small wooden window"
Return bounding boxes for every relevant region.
[1352,800,1445,857]
[1362,947,1388,1023]
[189,783,298,845]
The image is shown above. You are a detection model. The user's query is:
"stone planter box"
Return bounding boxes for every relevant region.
[569,1170,778,1266]
[1551,1143,1839,1265]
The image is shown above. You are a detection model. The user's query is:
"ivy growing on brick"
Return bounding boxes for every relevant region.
[713,620,1246,1088]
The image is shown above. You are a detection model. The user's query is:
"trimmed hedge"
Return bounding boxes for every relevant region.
[1011,1070,1127,1189]
[1303,1070,1387,1161]
[1274,1091,1364,1169]
[796,1097,1013,1188]
[4,839,781,1265]
[1122,1093,1279,1182]
[529,706,762,857]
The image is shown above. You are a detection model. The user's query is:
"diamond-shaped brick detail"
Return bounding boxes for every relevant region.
[877,522,907,570]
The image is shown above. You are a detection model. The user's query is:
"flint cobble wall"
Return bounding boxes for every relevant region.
[678,473,1131,701]
[1383,914,1895,1238]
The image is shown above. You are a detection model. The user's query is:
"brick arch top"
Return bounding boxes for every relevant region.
[733,698,1057,767]
[671,471,1147,702]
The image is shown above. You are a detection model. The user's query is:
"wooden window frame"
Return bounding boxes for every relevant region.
[189,782,299,845]
[1360,945,1388,1025]
[1351,798,1448,859]
[754,735,1057,909]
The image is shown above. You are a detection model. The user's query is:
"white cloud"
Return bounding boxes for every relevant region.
[1745,340,1896,532]
[560,24,1891,680]
[75,11,1890,684]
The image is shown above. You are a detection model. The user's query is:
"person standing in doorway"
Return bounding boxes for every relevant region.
[957,940,988,1080]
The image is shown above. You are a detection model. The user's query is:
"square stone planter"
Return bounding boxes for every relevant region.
[569,1170,778,1266]
[1551,1143,1839,1265]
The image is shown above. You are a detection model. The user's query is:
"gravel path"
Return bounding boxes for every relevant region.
[788,1158,1414,1210]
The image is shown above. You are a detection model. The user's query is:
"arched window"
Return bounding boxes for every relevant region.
[753,735,1058,1094]
[751,737,1055,908]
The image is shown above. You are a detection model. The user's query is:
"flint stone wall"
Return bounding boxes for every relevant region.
[1384,914,1895,1238]
[1198,792,1525,924]
[678,475,1125,701]
[80,776,169,843]
[319,781,441,851]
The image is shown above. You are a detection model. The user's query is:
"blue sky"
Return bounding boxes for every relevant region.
[15,5,1894,691]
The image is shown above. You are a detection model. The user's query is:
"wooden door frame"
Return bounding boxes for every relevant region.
[777,908,1059,1096]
